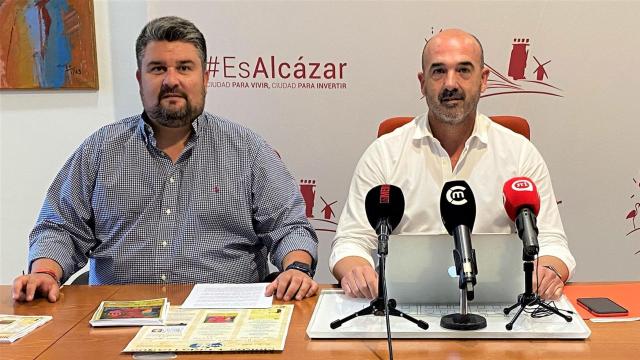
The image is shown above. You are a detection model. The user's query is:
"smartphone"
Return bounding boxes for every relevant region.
[577,297,629,317]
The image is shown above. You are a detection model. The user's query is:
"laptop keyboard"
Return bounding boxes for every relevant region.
[397,303,512,318]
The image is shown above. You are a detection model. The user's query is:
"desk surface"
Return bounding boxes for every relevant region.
[1,283,639,360]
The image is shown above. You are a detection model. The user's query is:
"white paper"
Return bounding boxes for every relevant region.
[590,317,640,323]
[181,283,273,309]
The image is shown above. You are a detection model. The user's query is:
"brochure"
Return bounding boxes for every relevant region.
[0,314,52,343]
[123,304,293,352]
[90,298,169,327]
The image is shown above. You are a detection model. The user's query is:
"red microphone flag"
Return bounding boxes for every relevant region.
[502,177,540,221]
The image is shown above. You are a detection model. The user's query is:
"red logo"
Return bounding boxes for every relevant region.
[380,185,390,204]
[483,36,562,98]
[512,179,533,191]
[300,178,338,233]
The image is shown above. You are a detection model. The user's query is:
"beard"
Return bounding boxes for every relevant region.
[145,86,205,128]
[426,87,480,125]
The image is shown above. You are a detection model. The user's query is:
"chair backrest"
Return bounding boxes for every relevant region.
[377,115,530,140]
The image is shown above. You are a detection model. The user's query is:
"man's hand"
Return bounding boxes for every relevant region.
[265,269,318,301]
[13,258,63,303]
[12,273,60,303]
[533,265,564,300]
[533,256,568,301]
[332,256,378,299]
[339,264,378,299]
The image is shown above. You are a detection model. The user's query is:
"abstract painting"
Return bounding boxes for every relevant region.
[0,0,98,89]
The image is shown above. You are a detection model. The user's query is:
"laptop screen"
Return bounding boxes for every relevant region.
[385,233,525,304]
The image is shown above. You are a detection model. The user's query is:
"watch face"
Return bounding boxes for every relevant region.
[288,262,314,277]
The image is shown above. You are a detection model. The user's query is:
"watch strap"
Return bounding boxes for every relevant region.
[286,261,315,278]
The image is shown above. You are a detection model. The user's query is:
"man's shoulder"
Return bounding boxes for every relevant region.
[86,115,141,143]
[369,115,419,151]
[72,115,141,154]
[199,112,266,145]
[483,114,529,141]
[482,114,542,161]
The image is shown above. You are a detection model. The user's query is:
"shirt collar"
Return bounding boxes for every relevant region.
[413,112,490,146]
[138,112,155,146]
[137,111,206,145]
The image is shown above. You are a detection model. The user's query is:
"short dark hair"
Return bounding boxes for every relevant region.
[135,16,207,70]
[421,32,484,71]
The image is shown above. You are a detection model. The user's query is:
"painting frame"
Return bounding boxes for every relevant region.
[0,0,99,90]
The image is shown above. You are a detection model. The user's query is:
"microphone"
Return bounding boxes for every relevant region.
[503,177,540,258]
[365,185,405,254]
[331,184,428,340]
[440,180,477,300]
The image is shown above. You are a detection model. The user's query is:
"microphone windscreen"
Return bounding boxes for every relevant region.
[502,177,541,221]
[439,180,476,234]
[365,184,405,231]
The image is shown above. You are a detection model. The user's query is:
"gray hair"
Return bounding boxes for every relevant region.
[135,16,207,70]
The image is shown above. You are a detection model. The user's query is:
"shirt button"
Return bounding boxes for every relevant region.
[170,177,175,183]
[162,241,167,247]
[161,274,167,281]
[165,209,171,214]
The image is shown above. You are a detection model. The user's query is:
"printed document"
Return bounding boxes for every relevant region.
[182,283,272,309]
[124,305,293,352]
[0,314,52,343]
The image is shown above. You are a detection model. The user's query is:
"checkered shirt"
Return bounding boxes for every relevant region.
[28,112,318,284]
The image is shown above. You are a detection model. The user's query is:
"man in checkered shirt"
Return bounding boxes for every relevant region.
[13,16,319,303]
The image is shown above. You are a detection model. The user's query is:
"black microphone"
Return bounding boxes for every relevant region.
[440,180,478,300]
[365,185,407,359]
[365,185,405,254]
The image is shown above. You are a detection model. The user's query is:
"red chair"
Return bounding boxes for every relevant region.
[377,115,530,140]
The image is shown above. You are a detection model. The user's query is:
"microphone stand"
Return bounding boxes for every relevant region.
[440,228,487,330]
[504,245,572,330]
[331,225,429,342]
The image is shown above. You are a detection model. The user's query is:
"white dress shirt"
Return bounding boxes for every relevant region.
[330,113,575,278]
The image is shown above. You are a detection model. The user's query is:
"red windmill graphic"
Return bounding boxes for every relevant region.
[482,37,563,98]
[533,56,551,81]
[320,196,337,220]
[299,177,339,233]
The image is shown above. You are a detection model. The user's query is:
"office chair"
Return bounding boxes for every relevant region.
[377,115,530,140]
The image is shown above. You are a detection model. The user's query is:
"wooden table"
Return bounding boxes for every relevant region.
[0,285,119,360]
[1,284,639,359]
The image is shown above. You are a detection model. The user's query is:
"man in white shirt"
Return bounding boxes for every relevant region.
[330,29,574,301]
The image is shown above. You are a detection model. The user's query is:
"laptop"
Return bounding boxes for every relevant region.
[385,234,525,304]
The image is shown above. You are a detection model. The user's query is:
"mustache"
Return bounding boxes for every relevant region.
[439,89,464,102]
[158,86,188,100]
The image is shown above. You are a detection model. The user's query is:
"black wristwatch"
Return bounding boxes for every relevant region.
[285,261,315,278]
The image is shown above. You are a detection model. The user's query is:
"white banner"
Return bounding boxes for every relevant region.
[146,1,640,282]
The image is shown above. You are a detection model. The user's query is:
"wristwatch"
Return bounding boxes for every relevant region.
[285,261,315,278]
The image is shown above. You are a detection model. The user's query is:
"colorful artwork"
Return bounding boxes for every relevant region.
[204,313,237,324]
[99,306,161,320]
[0,0,98,89]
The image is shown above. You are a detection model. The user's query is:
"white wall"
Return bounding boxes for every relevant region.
[1,1,639,285]
[0,0,147,283]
